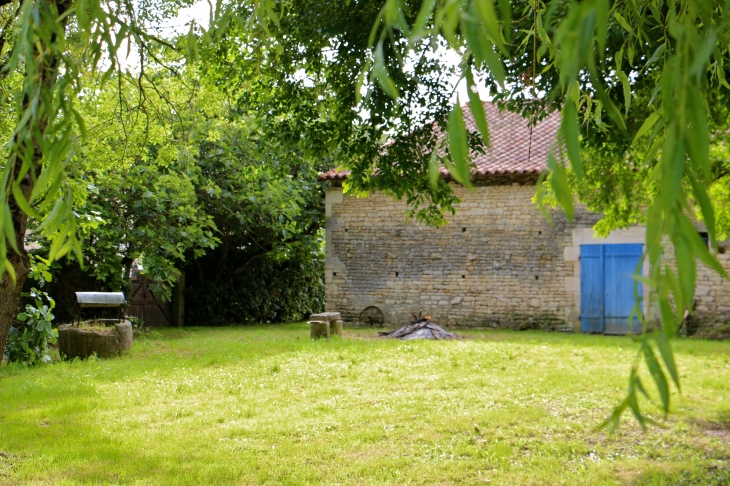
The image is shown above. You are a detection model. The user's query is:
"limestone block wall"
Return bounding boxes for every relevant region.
[632,235,730,327]
[325,183,730,330]
[325,183,599,329]
[694,250,730,324]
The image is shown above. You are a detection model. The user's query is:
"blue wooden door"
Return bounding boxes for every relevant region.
[580,244,643,335]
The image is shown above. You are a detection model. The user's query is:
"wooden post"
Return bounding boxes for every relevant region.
[171,272,185,327]
[309,321,330,339]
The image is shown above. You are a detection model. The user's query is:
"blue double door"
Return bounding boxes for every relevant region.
[580,244,643,335]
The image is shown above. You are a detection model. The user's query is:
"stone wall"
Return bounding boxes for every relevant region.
[325,183,730,331]
[325,183,599,330]
[694,250,730,325]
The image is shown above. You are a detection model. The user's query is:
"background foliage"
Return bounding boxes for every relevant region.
[30,63,326,324]
[184,245,324,325]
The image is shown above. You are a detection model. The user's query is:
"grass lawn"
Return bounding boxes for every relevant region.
[0,324,729,485]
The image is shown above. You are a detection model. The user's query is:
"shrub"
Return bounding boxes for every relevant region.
[5,289,57,366]
[184,247,324,326]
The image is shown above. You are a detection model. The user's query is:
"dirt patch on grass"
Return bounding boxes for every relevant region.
[0,452,15,482]
[694,416,730,442]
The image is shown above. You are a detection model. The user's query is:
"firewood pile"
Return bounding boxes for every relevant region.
[379,312,457,340]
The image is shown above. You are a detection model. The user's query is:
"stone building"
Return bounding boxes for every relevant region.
[319,103,730,333]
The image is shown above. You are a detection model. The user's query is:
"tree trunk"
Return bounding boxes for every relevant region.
[0,0,71,361]
[0,141,34,362]
[0,212,30,361]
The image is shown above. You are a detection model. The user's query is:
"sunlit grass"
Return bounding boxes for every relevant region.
[1,324,728,485]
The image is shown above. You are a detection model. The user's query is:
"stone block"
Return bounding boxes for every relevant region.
[325,188,344,204]
[310,312,341,322]
[326,216,344,230]
[564,276,580,292]
[563,246,579,262]
[696,285,711,296]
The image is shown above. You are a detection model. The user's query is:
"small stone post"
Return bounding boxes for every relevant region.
[330,320,343,336]
[309,320,330,339]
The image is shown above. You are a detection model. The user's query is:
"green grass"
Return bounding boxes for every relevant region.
[1,325,729,485]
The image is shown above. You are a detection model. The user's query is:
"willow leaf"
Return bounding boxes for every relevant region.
[562,102,583,180]
[547,152,574,220]
[632,112,661,146]
[654,333,680,392]
[642,339,670,414]
[465,68,490,147]
[447,101,473,188]
[475,0,508,56]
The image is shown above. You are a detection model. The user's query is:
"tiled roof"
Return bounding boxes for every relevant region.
[318,101,560,182]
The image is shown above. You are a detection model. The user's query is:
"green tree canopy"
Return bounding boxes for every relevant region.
[31,61,325,323]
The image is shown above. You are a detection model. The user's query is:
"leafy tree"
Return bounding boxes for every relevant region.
[190,121,322,281]
[182,105,325,324]
[77,163,218,297]
[33,63,324,323]
[0,0,203,359]
[201,0,467,225]
[27,64,219,302]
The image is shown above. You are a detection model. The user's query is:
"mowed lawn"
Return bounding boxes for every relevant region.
[0,325,729,485]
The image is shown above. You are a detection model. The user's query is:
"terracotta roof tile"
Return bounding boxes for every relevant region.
[318,101,560,182]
